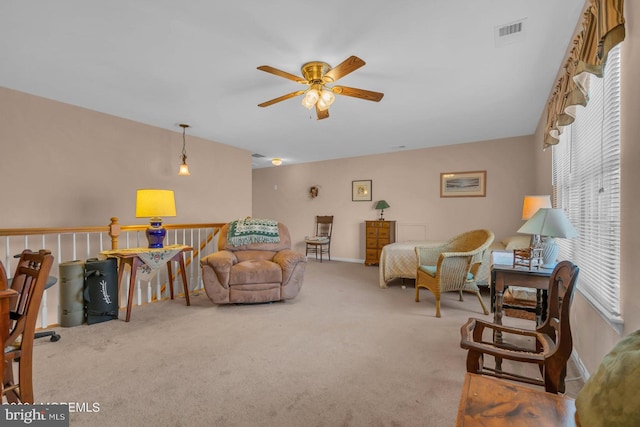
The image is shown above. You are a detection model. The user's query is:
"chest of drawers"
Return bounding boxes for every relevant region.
[365,220,396,266]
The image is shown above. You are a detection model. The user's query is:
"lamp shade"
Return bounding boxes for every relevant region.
[135,189,176,218]
[521,195,552,220]
[375,200,390,210]
[517,208,578,238]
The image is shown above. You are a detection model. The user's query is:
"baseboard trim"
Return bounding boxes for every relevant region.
[305,256,364,264]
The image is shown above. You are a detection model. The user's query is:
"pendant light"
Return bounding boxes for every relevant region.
[178,123,190,176]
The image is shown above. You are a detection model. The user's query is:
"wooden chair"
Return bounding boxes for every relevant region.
[414,229,494,317]
[460,260,579,394]
[305,216,333,262]
[2,249,54,403]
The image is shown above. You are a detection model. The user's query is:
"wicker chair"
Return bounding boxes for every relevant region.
[414,229,494,317]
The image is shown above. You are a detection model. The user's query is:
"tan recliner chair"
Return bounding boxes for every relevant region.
[200,221,306,304]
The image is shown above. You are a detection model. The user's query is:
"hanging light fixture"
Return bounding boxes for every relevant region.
[301,82,335,111]
[178,123,190,176]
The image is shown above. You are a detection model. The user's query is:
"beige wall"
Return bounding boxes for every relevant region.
[252,135,537,260]
[0,87,252,228]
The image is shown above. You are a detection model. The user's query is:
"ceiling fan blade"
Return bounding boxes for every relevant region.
[257,65,307,84]
[258,90,306,107]
[316,104,329,120]
[323,56,366,83]
[332,86,384,102]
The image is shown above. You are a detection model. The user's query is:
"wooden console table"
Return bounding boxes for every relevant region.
[456,373,577,426]
[101,245,193,322]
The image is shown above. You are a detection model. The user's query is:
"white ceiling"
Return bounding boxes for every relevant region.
[0,1,585,168]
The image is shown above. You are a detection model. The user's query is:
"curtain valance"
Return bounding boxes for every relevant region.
[544,0,625,148]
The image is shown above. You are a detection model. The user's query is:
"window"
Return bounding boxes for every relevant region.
[552,44,622,332]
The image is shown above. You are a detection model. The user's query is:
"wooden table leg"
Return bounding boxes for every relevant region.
[166,253,190,306]
[167,261,175,300]
[178,254,190,306]
[494,273,505,372]
[125,257,141,322]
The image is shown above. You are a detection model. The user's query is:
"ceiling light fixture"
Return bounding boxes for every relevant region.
[178,123,191,176]
[301,83,336,111]
[271,158,282,166]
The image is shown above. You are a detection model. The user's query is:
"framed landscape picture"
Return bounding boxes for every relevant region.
[352,180,372,201]
[440,171,486,197]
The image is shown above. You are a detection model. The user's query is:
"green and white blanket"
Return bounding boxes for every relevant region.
[227,218,280,246]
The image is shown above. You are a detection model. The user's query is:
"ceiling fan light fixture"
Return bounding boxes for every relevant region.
[320,88,335,106]
[257,56,384,120]
[317,98,330,111]
[302,89,320,109]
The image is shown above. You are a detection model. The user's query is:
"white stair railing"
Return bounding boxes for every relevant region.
[0,218,224,329]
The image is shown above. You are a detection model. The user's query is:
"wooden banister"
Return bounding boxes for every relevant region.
[2,218,226,250]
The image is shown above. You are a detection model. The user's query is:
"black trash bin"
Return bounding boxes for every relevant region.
[84,258,118,324]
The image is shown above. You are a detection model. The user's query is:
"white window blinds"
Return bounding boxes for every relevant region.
[552,44,622,332]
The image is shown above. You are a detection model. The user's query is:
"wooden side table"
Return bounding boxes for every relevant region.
[491,251,553,327]
[101,245,193,322]
[456,373,577,426]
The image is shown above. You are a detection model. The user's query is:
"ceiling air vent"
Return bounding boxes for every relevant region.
[251,153,266,158]
[495,18,526,47]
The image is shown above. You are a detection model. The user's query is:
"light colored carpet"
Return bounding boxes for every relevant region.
[27,260,583,426]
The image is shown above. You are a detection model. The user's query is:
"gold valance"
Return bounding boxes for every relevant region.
[544,0,625,148]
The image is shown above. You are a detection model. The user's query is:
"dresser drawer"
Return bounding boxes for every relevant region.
[377,228,390,239]
[366,249,379,261]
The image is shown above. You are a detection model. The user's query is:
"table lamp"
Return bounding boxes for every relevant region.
[135,189,177,248]
[521,195,552,247]
[517,208,578,268]
[375,200,390,220]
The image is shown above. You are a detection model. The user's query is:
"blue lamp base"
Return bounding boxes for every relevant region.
[146,218,166,248]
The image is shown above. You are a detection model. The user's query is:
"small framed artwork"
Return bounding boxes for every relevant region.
[352,180,372,201]
[440,171,486,197]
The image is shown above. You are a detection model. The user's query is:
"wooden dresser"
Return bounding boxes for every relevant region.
[365,220,396,266]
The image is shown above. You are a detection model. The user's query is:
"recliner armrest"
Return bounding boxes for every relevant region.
[200,251,237,286]
[273,249,306,271]
[273,249,307,284]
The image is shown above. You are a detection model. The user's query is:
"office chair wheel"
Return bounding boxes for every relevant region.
[50,333,61,342]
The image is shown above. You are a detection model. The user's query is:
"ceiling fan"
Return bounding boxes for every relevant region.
[257,55,384,120]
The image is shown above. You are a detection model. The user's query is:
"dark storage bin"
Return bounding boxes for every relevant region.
[84,258,118,324]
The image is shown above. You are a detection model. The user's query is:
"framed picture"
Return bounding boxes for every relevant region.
[440,171,486,197]
[352,180,372,201]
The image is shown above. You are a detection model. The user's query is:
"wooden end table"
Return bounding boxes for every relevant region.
[101,245,193,322]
